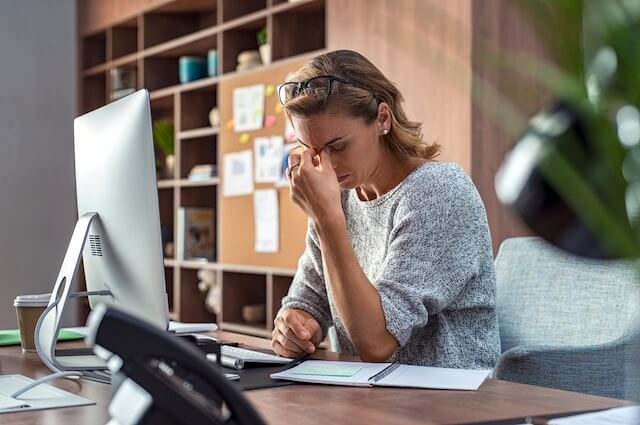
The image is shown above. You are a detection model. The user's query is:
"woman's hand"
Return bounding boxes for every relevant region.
[271,308,322,358]
[288,148,342,224]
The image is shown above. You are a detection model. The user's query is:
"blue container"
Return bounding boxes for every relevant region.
[207,49,218,77]
[178,56,207,84]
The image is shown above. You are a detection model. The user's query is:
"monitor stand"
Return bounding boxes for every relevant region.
[34,212,112,382]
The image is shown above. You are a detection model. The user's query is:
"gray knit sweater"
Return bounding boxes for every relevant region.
[282,162,501,368]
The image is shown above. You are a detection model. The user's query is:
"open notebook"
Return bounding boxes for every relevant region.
[270,360,492,390]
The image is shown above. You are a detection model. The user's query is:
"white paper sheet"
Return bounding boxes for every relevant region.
[0,375,94,414]
[233,84,265,132]
[549,406,640,424]
[276,143,298,187]
[377,364,491,391]
[223,150,254,197]
[253,189,279,253]
[254,136,284,183]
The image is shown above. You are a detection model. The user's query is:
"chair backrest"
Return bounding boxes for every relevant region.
[495,237,639,352]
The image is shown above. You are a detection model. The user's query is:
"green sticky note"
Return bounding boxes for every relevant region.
[292,365,362,377]
[0,329,85,346]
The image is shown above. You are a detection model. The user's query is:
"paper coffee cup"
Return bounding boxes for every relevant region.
[14,293,50,352]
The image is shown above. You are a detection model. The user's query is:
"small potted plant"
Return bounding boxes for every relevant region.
[152,119,175,179]
[257,26,270,65]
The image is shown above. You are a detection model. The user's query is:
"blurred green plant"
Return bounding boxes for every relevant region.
[486,0,640,258]
[257,26,268,46]
[153,119,175,157]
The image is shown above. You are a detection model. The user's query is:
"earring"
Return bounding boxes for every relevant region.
[382,129,389,135]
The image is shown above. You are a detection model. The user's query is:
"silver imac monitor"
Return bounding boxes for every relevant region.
[35,89,169,375]
[74,89,168,328]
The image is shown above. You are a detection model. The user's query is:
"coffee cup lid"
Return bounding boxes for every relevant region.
[14,293,50,307]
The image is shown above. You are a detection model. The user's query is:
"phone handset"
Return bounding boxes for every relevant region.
[87,304,266,425]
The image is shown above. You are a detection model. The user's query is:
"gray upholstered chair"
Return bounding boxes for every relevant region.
[493,237,640,400]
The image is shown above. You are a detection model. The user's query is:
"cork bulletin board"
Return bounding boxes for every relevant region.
[219,57,311,269]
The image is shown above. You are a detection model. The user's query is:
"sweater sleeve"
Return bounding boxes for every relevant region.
[281,220,333,338]
[375,173,489,348]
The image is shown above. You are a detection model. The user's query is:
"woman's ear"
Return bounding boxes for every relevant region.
[377,102,392,135]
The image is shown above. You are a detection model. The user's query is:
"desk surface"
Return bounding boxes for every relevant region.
[0,331,630,425]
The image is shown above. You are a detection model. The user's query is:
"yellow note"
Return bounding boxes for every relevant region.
[239,133,250,144]
[226,119,234,130]
[265,84,275,96]
[275,103,283,114]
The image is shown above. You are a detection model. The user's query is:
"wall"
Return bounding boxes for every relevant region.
[327,0,473,172]
[0,0,78,327]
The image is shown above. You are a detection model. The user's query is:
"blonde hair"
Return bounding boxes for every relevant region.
[283,50,440,160]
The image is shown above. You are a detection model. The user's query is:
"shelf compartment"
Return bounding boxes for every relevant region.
[144,57,180,91]
[158,187,175,258]
[143,0,218,49]
[82,73,107,114]
[221,0,266,23]
[111,18,139,60]
[180,86,217,131]
[82,30,107,69]
[178,269,217,322]
[180,185,217,209]
[221,17,267,73]
[221,271,267,328]
[272,0,325,61]
[268,274,293,329]
[180,135,217,179]
[165,266,175,314]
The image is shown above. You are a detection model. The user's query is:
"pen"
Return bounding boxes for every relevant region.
[279,353,309,371]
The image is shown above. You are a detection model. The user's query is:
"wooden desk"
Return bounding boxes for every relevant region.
[0,331,630,424]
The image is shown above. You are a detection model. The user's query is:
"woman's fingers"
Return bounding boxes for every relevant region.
[272,339,300,358]
[276,317,315,353]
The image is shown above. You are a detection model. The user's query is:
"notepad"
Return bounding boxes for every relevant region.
[0,375,94,414]
[0,329,85,346]
[271,360,492,390]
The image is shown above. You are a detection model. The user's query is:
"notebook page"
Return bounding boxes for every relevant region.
[376,365,492,390]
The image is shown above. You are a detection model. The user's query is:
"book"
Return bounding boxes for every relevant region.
[177,208,215,261]
[270,360,492,391]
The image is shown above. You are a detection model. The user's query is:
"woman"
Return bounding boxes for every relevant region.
[272,50,500,368]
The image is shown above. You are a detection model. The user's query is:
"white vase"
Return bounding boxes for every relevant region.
[259,44,271,65]
[165,154,175,179]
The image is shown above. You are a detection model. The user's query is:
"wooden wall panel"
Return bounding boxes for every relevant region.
[327,0,472,172]
[470,0,549,251]
[79,0,171,35]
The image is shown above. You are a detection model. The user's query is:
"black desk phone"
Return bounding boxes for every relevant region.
[87,305,266,425]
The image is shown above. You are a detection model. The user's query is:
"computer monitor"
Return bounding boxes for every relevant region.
[74,89,168,327]
[35,89,169,374]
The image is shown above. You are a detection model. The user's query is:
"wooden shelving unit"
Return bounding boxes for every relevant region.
[79,0,325,336]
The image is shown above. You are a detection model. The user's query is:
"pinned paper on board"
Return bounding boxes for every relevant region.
[275,103,283,114]
[233,84,265,132]
[255,136,284,183]
[226,119,235,130]
[265,115,276,128]
[276,143,299,187]
[239,133,250,144]
[254,189,279,253]
[223,150,253,197]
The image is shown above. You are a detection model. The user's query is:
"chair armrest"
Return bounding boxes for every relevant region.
[494,332,639,399]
